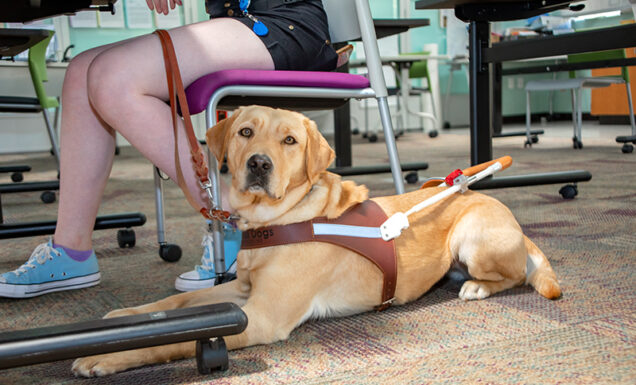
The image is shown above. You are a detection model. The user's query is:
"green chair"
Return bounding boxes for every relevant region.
[525,48,635,152]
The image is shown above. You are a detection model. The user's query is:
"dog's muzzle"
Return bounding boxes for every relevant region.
[246,154,272,190]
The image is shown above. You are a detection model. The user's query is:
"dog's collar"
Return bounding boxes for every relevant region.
[240,200,397,311]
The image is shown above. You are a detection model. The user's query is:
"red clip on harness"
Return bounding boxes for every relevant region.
[445,169,463,186]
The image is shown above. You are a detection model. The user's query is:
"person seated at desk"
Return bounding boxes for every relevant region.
[0,0,338,298]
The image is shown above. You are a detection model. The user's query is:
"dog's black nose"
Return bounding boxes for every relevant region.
[247,154,273,176]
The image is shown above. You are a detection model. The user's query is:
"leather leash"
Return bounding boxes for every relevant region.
[154,29,233,222]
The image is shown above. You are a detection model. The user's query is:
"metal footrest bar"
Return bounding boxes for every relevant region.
[493,129,544,138]
[0,212,146,239]
[0,303,246,373]
[328,161,428,176]
[470,170,592,190]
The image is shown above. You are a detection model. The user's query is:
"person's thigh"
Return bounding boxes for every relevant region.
[86,18,274,104]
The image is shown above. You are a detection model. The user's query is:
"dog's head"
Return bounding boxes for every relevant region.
[206,106,335,208]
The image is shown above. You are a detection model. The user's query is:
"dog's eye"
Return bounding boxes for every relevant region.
[283,136,296,145]
[239,127,252,137]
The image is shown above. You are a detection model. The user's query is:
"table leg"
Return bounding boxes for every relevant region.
[493,62,503,135]
[468,20,493,166]
[333,102,352,167]
[400,63,410,134]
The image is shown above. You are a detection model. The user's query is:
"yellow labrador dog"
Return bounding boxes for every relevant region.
[72,105,561,377]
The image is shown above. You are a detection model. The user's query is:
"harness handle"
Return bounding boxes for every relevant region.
[420,156,512,189]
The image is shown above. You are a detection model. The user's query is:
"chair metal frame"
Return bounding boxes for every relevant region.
[153,0,409,277]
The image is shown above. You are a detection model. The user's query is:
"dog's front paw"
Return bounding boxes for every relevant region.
[459,280,491,300]
[71,353,134,377]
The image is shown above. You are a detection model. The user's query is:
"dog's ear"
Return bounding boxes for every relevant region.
[304,118,335,184]
[206,109,241,166]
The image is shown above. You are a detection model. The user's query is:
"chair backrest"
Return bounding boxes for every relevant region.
[323,0,388,98]
[28,30,59,109]
[567,48,629,82]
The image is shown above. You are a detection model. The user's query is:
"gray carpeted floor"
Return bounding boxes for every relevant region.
[0,121,634,384]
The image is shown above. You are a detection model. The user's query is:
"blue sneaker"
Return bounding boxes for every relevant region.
[0,240,100,298]
[175,224,241,292]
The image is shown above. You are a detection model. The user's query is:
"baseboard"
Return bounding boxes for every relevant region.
[598,115,636,125]
[503,113,596,124]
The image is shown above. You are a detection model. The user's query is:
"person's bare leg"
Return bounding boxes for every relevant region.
[53,42,127,251]
[55,18,273,251]
[86,18,273,212]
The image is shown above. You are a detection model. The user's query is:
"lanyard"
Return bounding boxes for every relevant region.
[239,0,268,36]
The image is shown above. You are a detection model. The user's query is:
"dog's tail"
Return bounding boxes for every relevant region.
[524,235,561,299]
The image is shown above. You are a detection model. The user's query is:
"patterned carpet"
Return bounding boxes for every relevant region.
[0,124,634,384]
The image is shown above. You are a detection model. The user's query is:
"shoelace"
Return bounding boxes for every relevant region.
[13,242,61,276]
[198,232,215,271]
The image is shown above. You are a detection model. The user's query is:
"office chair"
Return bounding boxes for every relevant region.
[152,0,422,276]
[525,49,635,151]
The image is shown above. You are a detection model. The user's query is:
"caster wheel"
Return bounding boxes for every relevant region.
[117,228,136,248]
[196,337,229,374]
[159,243,182,262]
[405,172,419,184]
[352,128,360,135]
[362,132,368,139]
[368,134,378,143]
[428,130,438,138]
[11,172,23,182]
[621,143,634,154]
[115,146,121,156]
[524,140,532,148]
[40,191,56,204]
[220,163,229,174]
[531,135,539,144]
[443,121,451,129]
[572,138,583,149]
[559,184,578,200]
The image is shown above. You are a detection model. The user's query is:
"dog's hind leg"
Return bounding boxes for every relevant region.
[450,203,528,301]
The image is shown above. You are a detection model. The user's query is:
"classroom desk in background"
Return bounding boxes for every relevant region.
[416,0,636,192]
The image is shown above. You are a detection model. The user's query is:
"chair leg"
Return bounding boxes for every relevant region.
[576,88,583,144]
[625,81,636,136]
[42,109,61,169]
[525,90,533,147]
[570,89,579,148]
[443,67,453,127]
[205,111,228,278]
[376,96,405,194]
[154,167,167,246]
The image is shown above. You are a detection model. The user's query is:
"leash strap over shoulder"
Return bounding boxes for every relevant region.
[154,29,232,221]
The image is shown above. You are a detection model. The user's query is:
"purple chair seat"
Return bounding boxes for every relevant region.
[185,69,370,115]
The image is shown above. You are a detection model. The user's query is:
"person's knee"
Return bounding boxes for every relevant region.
[86,49,133,118]
[63,50,98,98]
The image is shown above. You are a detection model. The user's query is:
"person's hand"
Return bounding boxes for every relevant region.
[146,0,183,15]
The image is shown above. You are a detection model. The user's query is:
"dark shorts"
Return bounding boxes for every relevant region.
[210,1,338,71]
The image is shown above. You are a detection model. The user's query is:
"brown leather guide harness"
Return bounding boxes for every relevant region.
[241,200,398,311]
